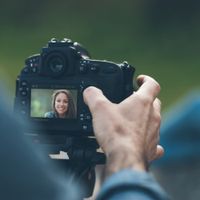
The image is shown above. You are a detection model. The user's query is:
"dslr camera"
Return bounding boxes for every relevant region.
[14,38,135,136]
[14,38,135,197]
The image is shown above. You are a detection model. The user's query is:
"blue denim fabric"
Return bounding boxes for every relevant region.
[155,91,200,166]
[97,169,169,200]
[0,93,80,200]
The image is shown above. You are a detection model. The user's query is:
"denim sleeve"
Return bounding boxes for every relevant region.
[155,92,200,167]
[0,93,81,200]
[97,169,170,200]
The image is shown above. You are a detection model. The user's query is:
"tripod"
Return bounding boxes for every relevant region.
[31,134,106,199]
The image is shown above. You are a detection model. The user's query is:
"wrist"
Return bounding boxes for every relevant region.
[105,147,148,177]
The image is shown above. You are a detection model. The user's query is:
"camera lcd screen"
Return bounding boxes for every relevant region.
[31,88,77,119]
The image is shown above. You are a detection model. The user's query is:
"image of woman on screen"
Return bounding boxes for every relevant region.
[44,90,76,118]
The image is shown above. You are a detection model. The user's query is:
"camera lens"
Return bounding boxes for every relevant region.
[44,52,67,77]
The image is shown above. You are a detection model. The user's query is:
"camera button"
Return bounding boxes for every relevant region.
[23,67,29,73]
[21,90,28,96]
[85,114,92,121]
[21,100,27,106]
[80,113,84,117]
[82,124,88,131]
[82,124,92,132]
[21,81,28,87]
[20,89,28,96]
[31,67,37,73]
[79,65,88,74]
[80,113,84,121]
[90,65,99,73]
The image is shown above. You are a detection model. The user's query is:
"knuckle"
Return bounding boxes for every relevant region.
[149,76,160,92]
[157,98,162,107]
[154,81,161,92]
[112,122,122,134]
[154,98,162,112]
[154,112,161,127]
[134,93,152,105]
[155,112,161,123]
[141,95,152,106]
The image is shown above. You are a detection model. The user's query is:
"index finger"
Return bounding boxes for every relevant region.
[136,75,161,101]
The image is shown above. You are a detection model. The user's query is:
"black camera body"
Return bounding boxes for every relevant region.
[14,38,135,136]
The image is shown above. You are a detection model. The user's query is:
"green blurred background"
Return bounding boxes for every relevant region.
[0,0,200,111]
[1,1,200,198]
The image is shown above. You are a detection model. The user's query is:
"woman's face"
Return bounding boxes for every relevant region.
[54,92,69,117]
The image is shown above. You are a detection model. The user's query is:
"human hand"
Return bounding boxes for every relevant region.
[83,75,164,176]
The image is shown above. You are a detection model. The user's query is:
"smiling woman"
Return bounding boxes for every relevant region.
[44,89,77,119]
[54,92,69,118]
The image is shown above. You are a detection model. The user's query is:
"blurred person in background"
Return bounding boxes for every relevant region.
[152,90,200,200]
[0,75,169,200]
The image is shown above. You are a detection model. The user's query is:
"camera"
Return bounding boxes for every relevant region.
[14,38,135,197]
[14,38,135,136]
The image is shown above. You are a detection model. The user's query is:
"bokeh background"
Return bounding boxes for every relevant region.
[1,0,200,110]
[1,0,200,199]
